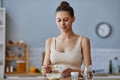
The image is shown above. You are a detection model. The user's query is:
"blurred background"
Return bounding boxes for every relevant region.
[0,0,120,77]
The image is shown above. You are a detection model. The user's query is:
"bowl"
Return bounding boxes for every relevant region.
[52,64,67,73]
[46,73,61,80]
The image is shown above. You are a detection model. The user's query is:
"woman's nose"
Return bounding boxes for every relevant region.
[61,20,65,25]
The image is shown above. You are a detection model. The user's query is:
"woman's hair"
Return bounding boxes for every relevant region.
[56,1,74,17]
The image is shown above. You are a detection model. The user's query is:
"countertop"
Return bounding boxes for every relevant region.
[5,72,120,76]
[5,73,120,80]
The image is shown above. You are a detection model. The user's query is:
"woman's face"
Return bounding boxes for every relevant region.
[56,11,75,32]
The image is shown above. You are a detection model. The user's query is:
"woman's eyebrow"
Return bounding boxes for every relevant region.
[57,17,69,19]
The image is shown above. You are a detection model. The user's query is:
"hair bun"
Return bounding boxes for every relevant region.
[59,1,69,7]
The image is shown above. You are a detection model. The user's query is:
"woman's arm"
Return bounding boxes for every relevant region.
[43,38,52,65]
[81,36,92,66]
[42,38,52,75]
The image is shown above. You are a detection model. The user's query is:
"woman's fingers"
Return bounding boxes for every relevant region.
[62,68,72,77]
[62,68,71,73]
[43,65,51,69]
[42,65,52,74]
[64,68,72,74]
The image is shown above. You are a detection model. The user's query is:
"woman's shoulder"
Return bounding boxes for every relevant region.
[81,36,90,40]
[81,36,90,45]
[46,37,55,44]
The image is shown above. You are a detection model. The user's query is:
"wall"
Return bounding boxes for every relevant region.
[1,0,120,48]
[0,0,1,7]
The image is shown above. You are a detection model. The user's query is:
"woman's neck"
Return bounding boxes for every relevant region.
[58,31,75,40]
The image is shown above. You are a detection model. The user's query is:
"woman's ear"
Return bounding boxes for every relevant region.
[72,16,75,23]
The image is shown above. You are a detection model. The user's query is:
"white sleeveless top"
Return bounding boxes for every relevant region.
[50,36,83,69]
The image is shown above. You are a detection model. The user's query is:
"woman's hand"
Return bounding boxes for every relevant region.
[42,65,52,75]
[61,68,73,77]
[61,68,84,78]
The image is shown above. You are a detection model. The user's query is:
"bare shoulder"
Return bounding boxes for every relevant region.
[45,37,53,53]
[46,37,52,43]
[81,36,90,45]
[46,37,53,45]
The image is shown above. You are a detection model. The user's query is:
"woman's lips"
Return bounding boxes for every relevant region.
[60,26,66,29]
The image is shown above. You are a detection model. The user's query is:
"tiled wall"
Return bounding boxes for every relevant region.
[91,48,120,73]
[29,47,45,69]
[29,47,120,74]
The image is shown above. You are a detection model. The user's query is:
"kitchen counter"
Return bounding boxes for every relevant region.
[5,73,120,80]
[94,73,120,80]
[5,72,120,76]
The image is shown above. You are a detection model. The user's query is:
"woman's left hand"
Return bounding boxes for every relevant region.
[61,68,73,77]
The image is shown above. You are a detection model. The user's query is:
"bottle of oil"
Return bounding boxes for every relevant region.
[109,60,112,74]
[112,57,119,73]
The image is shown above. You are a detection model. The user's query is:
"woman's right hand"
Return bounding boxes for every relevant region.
[42,65,52,75]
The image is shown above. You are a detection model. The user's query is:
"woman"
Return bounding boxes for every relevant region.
[42,1,92,77]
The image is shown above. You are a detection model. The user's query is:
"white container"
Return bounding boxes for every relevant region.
[10,66,13,72]
[71,72,79,80]
[6,66,9,72]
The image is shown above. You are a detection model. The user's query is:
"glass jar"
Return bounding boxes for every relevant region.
[84,65,94,80]
[16,60,26,72]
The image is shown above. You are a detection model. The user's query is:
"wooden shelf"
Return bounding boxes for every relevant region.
[6,43,26,46]
[5,44,29,75]
[5,72,26,74]
[6,57,26,60]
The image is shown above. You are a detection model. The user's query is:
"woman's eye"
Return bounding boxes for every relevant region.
[64,19,68,21]
[57,19,61,22]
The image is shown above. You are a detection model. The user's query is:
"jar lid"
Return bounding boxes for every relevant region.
[16,60,25,63]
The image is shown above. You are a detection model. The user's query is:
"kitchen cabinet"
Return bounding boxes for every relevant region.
[0,8,5,79]
[5,43,29,75]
